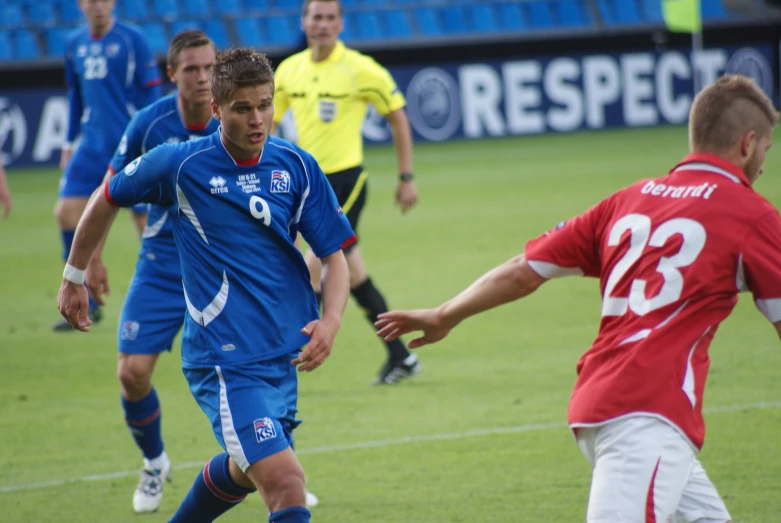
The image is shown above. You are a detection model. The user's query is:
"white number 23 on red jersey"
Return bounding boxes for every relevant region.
[602,214,706,317]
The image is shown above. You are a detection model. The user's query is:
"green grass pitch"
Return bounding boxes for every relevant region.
[1,126,780,522]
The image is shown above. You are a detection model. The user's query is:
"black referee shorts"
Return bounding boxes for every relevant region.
[326,166,367,252]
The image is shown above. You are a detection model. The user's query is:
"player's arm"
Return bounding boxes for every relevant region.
[62,45,82,170]
[57,148,174,330]
[0,156,12,219]
[740,209,781,343]
[359,57,418,213]
[375,256,547,348]
[133,32,162,108]
[293,154,356,371]
[376,200,608,348]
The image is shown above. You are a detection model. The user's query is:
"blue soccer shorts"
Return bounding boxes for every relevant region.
[183,353,302,472]
[58,146,113,199]
[118,248,185,355]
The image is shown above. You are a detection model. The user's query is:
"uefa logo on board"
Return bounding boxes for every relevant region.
[406,68,461,142]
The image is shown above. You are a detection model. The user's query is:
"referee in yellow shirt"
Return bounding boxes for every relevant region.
[273,0,421,385]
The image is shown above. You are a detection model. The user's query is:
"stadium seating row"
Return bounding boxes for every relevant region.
[0,0,733,62]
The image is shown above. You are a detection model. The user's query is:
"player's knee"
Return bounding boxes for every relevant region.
[54,199,85,229]
[262,471,306,511]
[117,359,153,399]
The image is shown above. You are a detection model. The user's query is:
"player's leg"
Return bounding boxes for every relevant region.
[172,355,310,522]
[673,458,732,522]
[118,252,184,512]
[576,416,695,522]
[53,148,110,330]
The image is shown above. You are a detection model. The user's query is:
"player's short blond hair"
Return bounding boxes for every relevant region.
[167,30,216,72]
[302,0,342,17]
[689,74,779,153]
[211,48,274,106]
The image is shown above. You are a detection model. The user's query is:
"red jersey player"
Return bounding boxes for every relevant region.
[375,74,780,523]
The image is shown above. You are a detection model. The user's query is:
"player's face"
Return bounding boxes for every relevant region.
[212,84,275,159]
[79,0,114,30]
[744,132,772,183]
[302,1,343,48]
[169,45,216,107]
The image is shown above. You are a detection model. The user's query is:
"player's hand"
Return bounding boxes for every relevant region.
[292,315,340,372]
[375,308,451,349]
[59,149,73,171]
[85,257,110,305]
[395,180,418,214]
[0,179,11,219]
[57,280,93,332]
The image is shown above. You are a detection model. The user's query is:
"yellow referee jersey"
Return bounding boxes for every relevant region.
[273,41,406,174]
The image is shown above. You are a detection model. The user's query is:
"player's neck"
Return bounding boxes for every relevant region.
[310,43,336,63]
[177,94,212,130]
[220,130,262,165]
[89,19,115,39]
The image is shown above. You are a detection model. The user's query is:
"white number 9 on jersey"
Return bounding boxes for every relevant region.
[602,214,706,317]
[84,56,108,80]
[249,195,272,226]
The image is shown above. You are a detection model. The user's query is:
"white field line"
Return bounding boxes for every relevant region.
[1,400,779,494]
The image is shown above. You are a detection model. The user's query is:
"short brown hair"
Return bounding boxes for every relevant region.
[210,48,274,105]
[167,30,216,72]
[689,74,779,153]
[302,0,342,16]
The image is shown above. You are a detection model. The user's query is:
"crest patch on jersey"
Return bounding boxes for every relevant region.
[254,418,277,443]
[271,170,290,193]
[319,100,337,122]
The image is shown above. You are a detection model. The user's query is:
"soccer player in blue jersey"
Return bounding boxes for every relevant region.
[53,0,161,331]
[58,48,353,523]
[81,30,219,513]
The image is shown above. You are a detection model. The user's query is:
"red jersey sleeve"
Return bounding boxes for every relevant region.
[740,209,781,323]
[524,196,614,279]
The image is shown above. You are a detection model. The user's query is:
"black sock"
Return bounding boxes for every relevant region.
[351,278,410,361]
[314,291,322,311]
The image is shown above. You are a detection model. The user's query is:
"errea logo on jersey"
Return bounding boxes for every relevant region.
[124,157,141,176]
[209,176,228,194]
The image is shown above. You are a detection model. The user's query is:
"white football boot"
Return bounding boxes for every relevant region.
[132,452,172,513]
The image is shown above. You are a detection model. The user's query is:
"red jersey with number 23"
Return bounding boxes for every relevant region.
[524,153,781,449]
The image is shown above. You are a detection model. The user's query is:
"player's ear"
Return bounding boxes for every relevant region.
[741,130,757,160]
[211,99,221,121]
[166,66,176,84]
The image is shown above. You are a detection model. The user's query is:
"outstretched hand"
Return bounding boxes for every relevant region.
[57,280,93,332]
[291,316,340,372]
[375,308,452,349]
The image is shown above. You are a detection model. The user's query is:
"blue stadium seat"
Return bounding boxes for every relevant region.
[340,0,358,7]
[639,0,664,23]
[244,0,270,11]
[233,18,266,48]
[441,6,468,34]
[0,5,25,29]
[272,0,299,10]
[203,19,232,49]
[11,29,41,60]
[27,1,57,27]
[58,0,83,25]
[0,31,12,61]
[526,1,554,28]
[340,13,356,42]
[468,4,497,33]
[352,12,384,40]
[45,27,72,57]
[116,0,150,21]
[383,9,413,39]
[183,0,211,18]
[264,15,299,46]
[702,0,728,19]
[614,0,642,24]
[554,0,590,27]
[595,0,614,24]
[171,20,203,36]
[140,22,169,55]
[495,2,526,31]
[414,8,442,37]
[152,0,179,20]
[213,0,242,16]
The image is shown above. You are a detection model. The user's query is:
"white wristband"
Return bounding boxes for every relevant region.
[63,264,86,285]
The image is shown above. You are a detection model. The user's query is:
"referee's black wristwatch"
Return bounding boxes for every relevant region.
[399,172,414,182]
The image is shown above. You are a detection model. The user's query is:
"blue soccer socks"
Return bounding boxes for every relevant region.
[269,506,311,523]
[122,387,164,460]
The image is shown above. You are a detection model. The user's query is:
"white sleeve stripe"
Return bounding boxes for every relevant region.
[527,260,584,279]
[756,298,781,323]
[736,253,748,292]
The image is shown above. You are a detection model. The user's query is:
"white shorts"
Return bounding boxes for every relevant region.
[575,416,731,523]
